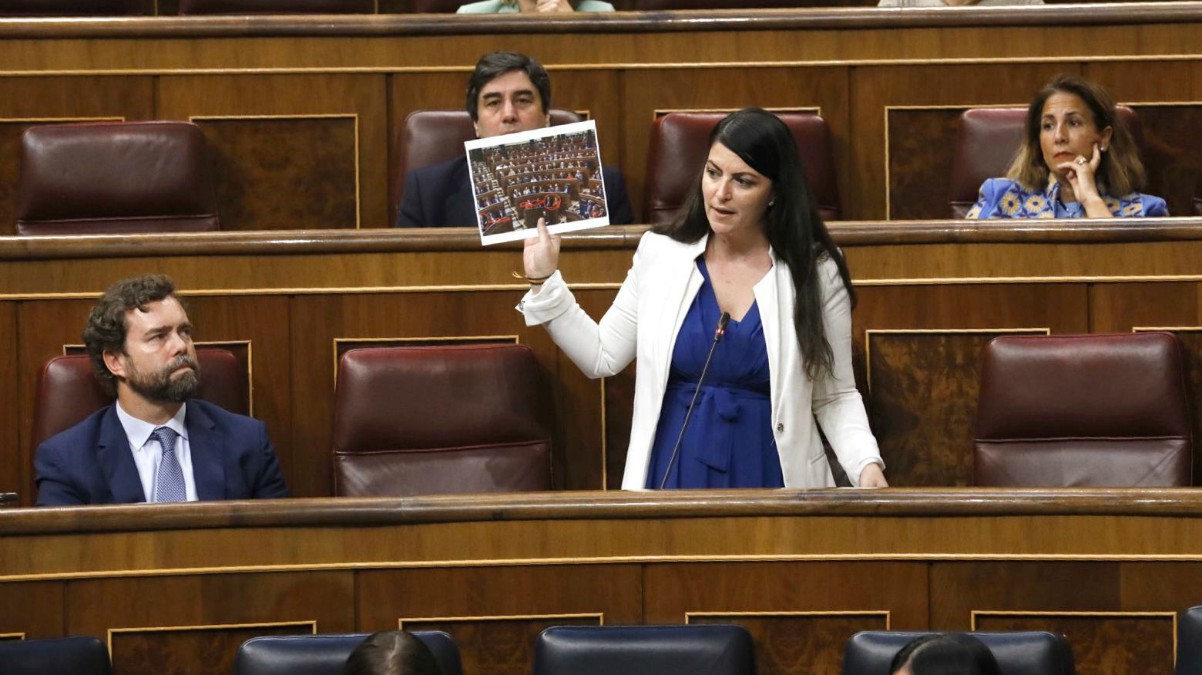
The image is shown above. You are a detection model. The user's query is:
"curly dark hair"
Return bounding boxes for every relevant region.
[83,274,182,397]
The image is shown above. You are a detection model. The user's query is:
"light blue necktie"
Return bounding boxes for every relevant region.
[150,426,186,503]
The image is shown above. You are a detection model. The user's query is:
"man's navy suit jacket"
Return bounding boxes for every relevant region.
[395,156,635,228]
[34,399,289,506]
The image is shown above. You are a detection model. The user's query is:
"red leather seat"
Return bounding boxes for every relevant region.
[643,111,841,225]
[332,344,554,497]
[973,332,1192,487]
[15,121,220,235]
[0,0,146,14]
[32,349,249,450]
[179,0,372,13]
[948,106,1141,219]
[391,108,583,222]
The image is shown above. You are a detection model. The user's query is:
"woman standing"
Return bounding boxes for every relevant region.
[519,108,886,489]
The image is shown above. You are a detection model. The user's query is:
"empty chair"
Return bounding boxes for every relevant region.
[532,625,755,675]
[0,636,113,675]
[233,632,462,675]
[948,106,1141,218]
[1178,606,1202,675]
[32,349,248,450]
[973,332,1192,487]
[332,344,554,497]
[15,121,219,235]
[643,110,841,225]
[0,0,146,14]
[392,108,583,213]
[179,0,373,13]
[842,631,1075,675]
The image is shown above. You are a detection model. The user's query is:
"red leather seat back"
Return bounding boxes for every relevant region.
[973,332,1192,487]
[643,111,841,225]
[16,121,220,235]
[332,344,554,497]
[0,0,146,14]
[392,108,584,217]
[179,0,372,13]
[949,106,1141,218]
[32,349,249,449]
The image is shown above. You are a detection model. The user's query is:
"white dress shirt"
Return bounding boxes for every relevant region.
[116,401,198,502]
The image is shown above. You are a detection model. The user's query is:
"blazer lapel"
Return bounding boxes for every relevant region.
[652,236,708,379]
[755,249,787,415]
[96,406,147,503]
[186,403,226,501]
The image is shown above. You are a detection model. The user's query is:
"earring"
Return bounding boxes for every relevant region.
[768,200,776,208]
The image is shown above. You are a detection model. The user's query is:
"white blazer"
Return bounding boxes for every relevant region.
[519,231,882,489]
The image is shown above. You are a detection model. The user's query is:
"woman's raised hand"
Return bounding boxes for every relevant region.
[523,218,562,281]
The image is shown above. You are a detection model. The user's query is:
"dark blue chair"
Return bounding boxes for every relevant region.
[1178,606,1202,675]
[233,632,462,675]
[842,631,1075,675]
[0,636,112,675]
[531,624,755,675]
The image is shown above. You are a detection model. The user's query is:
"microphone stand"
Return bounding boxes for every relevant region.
[658,311,731,489]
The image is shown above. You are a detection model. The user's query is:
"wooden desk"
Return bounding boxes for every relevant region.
[1,489,1198,674]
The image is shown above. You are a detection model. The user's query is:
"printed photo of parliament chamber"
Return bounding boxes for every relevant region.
[3,1,1202,675]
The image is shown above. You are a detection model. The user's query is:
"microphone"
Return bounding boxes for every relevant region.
[658,311,731,489]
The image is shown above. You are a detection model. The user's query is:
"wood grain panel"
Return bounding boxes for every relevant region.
[0,581,64,638]
[66,572,354,638]
[110,622,312,675]
[888,108,966,221]
[689,613,888,675]
[930,561,1122,630]
[359,565,641,675]
[854,64,1076,221]
[646,561,926,674]
[974,612,1174,675]
[570,289,622,491]
[620,67,850,220]
[0,303,18,503]
[156,74,388,228]
[195,116,359,231]
[401,615,600,675]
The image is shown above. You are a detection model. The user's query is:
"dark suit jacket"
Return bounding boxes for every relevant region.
[395,156,635,228]
[34,399,289,506]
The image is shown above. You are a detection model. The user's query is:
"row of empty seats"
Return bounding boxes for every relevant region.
[0,0,871,16]
[19,106,1191,235]
[29,330,1196,498]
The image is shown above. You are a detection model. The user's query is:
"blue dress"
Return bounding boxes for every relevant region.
[645,259,782,489]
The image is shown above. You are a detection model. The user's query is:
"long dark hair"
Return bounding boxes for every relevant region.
[890,634,1002,675]
[653,107,855,378]
[342,631,443,675]
[1006,73,1144,196]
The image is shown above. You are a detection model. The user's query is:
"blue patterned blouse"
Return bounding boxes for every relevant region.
[967,178,1168,219]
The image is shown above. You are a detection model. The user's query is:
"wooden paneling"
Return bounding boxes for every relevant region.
[0,581,64,638]
[645,561,926,675]
[196,116,359,231]
[156,74,388,228]
[110,622,312,675]
[0,303,17,500]
[975,612,1175,675]
[360,565,641,675]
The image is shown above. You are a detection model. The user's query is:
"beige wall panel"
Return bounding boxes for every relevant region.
[851,63,1077,220]
[156,74,389,227]
[621,67,849,221]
